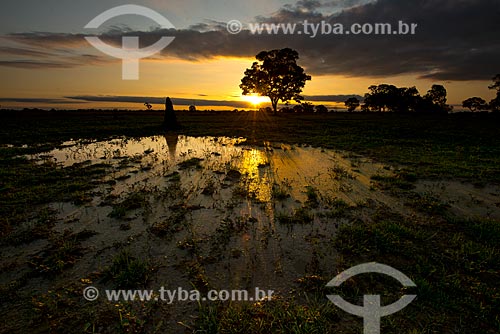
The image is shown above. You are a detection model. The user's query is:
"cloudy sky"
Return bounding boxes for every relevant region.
[0,0,498,109]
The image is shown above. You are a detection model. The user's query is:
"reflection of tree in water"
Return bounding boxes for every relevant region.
[164,133,178,160]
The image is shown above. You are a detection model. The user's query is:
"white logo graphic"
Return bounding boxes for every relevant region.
[326,263,417,334]
[226,20,243,34]
[84,5,175,80]
[83,286,99,301]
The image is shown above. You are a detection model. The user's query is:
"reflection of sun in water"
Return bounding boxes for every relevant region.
[242,94,269,107]
[239,149,272,203]
[240,149,265,174]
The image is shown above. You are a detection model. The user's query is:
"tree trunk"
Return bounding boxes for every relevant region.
[271,98,278,115]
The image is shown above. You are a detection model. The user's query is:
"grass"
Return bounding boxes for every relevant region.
[184,260,210,293]
[304,186,320,208]
[177,157,204,170]
[108,192,150,219]
[164,170,181,181]
[332,207,500,333]
[149,207,187,238]
[328,164,356,180]
[370,173,416,191]
[0,157,110,239]
[271,179,292,200]
[406,192,450,215]
[1,110,500,333]
[277,207,314,224]
[1,207,56,246]
[29,229,97,275]
[201,177,217,195]
[195,204,500,333]
[319,198,352,219]
[195,296,341,334]
[104,250,151,289]
[209,216,255,256]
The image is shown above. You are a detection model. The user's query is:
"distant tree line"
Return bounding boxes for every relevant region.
[345,84,452,113]
[262,83,453,114]
[462,75,500,112]
[271,75,500,114]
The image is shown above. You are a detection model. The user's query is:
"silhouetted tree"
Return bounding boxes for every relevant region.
[345,97,360,112]
[490,97,500,112]
[189,105,196,112]
[240,48,311,115]
[488,74,500,112]
[144,102,152,110]
[301,102,314,113]
[462,97,488,112]
[488,74,500,92]
[361,103,370,112]
[293,104,304,113]
[361,84,453,113]
[315,104,328,113]
[163,97,178,130]
[396,86,421,112]
[363,84,399,112]
[423,84,452,113]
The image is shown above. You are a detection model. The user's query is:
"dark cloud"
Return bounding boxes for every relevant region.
[0,46,54,57]
[0,97,84,104]
[1,0,499,80]
[0,60,76,69]
[5,32,88,47]
[281,0,374,14]
[322,0,375,11]
[283,0,323,12]
[188,20,227,32]
[65,95,253,108]
[0,32,111,68]
[64,94,355,108]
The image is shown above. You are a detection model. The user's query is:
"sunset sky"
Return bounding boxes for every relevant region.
[0,0,498,110]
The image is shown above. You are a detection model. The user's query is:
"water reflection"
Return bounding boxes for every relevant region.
[28,135,389,206]
[25,135,396,296]
[164,133,178,161]
[239,149,272,203]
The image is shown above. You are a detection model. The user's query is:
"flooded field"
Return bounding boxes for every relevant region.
[2,133,500,333]
[21,135,394,289]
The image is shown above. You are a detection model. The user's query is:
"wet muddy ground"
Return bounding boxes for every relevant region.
[2,134,500,333]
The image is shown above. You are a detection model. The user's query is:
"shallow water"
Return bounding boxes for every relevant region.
[25,136,500,285]
[29,135,391,204]
[5,134,499,329]
[22,135,399,292]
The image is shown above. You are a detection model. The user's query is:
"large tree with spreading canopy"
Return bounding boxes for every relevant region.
[240,48,311,114]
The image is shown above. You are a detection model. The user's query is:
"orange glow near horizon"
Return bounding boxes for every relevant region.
[0,55,496,110]
[242,94,269,107]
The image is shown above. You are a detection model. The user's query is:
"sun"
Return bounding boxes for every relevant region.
[242,94,269,107]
